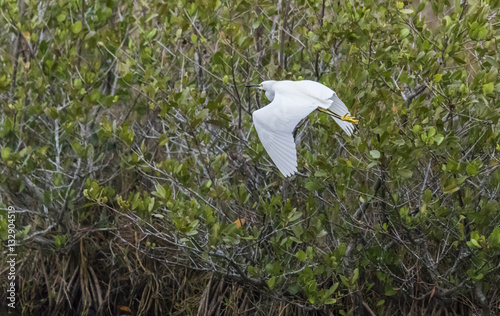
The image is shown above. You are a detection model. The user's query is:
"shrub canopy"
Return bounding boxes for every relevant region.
[1,0,499,314]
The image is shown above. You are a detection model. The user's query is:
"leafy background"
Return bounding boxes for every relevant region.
[1,0,500,315]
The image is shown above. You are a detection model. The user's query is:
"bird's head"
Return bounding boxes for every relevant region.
[246,80,277,100]
[246,80,276,92]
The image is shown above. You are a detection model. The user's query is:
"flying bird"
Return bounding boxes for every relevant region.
[247,80,358,177]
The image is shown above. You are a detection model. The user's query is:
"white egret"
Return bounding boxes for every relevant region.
[247,80,358,177]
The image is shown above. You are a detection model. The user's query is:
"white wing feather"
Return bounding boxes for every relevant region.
[252,91,318,177]
[252,122,297,177]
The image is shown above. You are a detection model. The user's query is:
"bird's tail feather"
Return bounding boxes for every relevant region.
[332,117,355,136]
[322,95,356,135]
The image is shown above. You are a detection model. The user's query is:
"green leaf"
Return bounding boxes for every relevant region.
[57,14,66,22]
[385,288,398,296]
[288,284,301,295]
[305,181,323,191]
[488,227,500,249]
[265,263,274,274]
[156,184,166,199]
[433,74,442,83]
[1,147,11,160]
[466,164,478,176]
[477,26,488,39]
[146,28,157,39]
[428,127,436,138]
[352,268,359,284]
[435,135,444,145]
[72,21,82,34]
[397,169,413,179]
[159,134,169,146]
[401,9,414,14]
[288,211,303,222]
[327,282,339,296]
[315,170,328,177]
[306,246,314,260]
[417,2,425,12]
[370,150,381,159]
[443,184,460,194]
[400,28,410,38]
[422,189,432,203]
[469,238,482,249]
[296,250,306,261]
[146,13,159,22]
[191,33,198,43]
[340,275,350,288]
[267,276,276,290]
[483,82,494,95]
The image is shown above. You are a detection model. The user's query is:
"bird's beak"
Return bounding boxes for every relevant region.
[245,84,262,88]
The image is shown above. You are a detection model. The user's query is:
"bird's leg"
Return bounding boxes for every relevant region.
[317,108,359,124]
[340,114,359,124]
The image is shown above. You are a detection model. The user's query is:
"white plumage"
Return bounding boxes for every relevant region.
[249,80,357,177]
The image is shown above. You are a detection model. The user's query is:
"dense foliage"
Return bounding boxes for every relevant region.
[1,0,500,314]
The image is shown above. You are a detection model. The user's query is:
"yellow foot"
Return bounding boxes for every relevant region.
[341,113,359,124]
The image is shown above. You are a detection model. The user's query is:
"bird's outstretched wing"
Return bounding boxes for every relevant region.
[252,117,298,177]
[252,91,318,177]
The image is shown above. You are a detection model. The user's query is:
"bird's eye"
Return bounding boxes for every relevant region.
[259,84,263,87]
